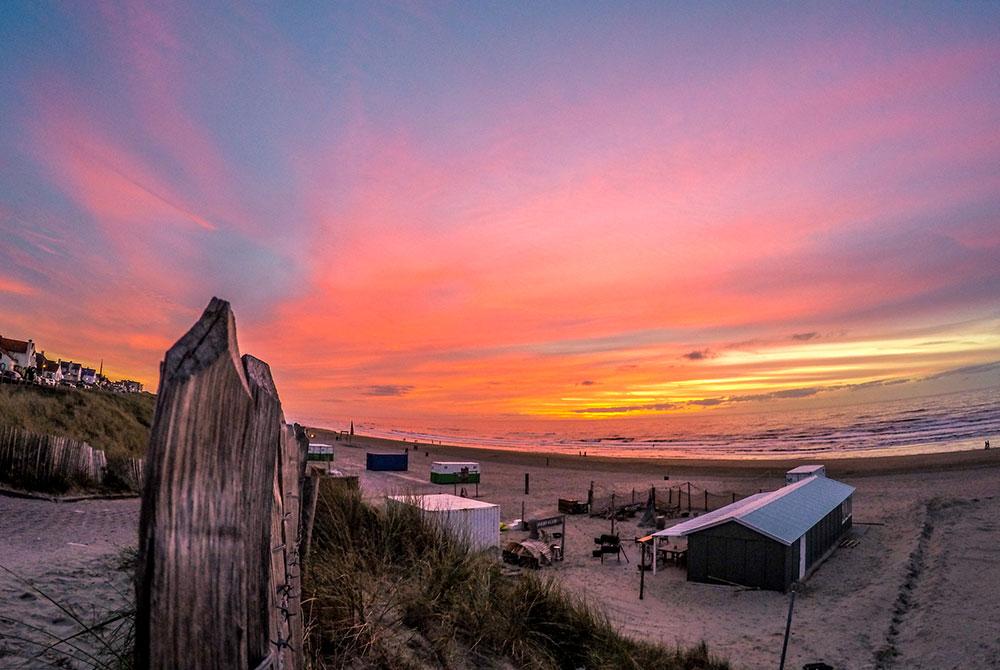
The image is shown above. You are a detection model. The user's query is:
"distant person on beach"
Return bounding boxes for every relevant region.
[987,440,991,450]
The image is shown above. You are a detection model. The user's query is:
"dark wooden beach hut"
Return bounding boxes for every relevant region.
[651,475,854,591]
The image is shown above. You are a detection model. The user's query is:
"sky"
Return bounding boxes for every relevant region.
[1,2,998,428]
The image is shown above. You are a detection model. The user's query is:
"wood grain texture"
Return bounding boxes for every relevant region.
[135,298,315,669]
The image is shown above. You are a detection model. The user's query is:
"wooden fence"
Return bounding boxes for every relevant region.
[0,425,145,493]
[105,454,146,491]
[135,297,315,669]
[0,425,107,490]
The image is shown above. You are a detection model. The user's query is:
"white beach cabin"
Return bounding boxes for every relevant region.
[386,493,500,551]
[785,464,826,484]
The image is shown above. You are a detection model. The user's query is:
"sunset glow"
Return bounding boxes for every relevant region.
[1,3,998,427]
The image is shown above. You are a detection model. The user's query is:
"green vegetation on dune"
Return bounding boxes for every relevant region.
[305,484,729,670]
[0,383,155,459]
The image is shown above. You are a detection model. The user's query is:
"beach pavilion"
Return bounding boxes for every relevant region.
[650,475,855,591]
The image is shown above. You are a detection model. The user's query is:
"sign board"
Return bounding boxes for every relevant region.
[526,515,565,531]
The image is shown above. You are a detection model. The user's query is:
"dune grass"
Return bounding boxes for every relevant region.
[304,484,729,670]
[0,383,154,460]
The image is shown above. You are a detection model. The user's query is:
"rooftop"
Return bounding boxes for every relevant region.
[0,337,31,354]
[787,464,826,474]
[388,493,498,511]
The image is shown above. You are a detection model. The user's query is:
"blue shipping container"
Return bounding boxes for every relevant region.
[366,452,409,471]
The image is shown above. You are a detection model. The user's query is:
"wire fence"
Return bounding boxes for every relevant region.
[589,482,758,520]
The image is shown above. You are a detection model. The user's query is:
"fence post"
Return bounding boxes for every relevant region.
[610,492,616,535]
[135,298,305,670]
[705,490,709,511]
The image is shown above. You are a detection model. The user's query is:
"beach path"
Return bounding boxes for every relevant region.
[0,495,139,668]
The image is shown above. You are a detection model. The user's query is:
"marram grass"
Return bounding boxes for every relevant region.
[304,484,729,670]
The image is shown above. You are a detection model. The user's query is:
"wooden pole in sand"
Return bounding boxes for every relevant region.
[639,542,646,600]
[562,514,567,560]
[524,472,530,495]
[610,492,616,535]
[779,585,797,670]
[687,482,692,512]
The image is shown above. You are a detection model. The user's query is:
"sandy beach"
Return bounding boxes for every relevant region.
[0,495,137,667]
[3,432,1000,668]
[313,431,1000,670]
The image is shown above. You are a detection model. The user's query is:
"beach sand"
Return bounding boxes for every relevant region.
[312,430,1000,669]
[0,495,137,667]
[3,431,999,668]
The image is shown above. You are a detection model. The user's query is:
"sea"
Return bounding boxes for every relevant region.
[357,387,999,460]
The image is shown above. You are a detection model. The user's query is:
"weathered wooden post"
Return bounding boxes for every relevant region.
[610,492,616,535]
[135,298,307,670]
[779,585,798,670]
[639,542,647,600]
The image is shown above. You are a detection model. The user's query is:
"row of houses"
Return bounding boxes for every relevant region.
[0,334,143,393]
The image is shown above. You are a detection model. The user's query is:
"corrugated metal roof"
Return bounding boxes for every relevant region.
[387,493,498,511]
[653,476,854,545]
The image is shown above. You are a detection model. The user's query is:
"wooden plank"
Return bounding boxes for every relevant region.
[284,424,308,670]
[298,467,322,572]
[243,355,284,667]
